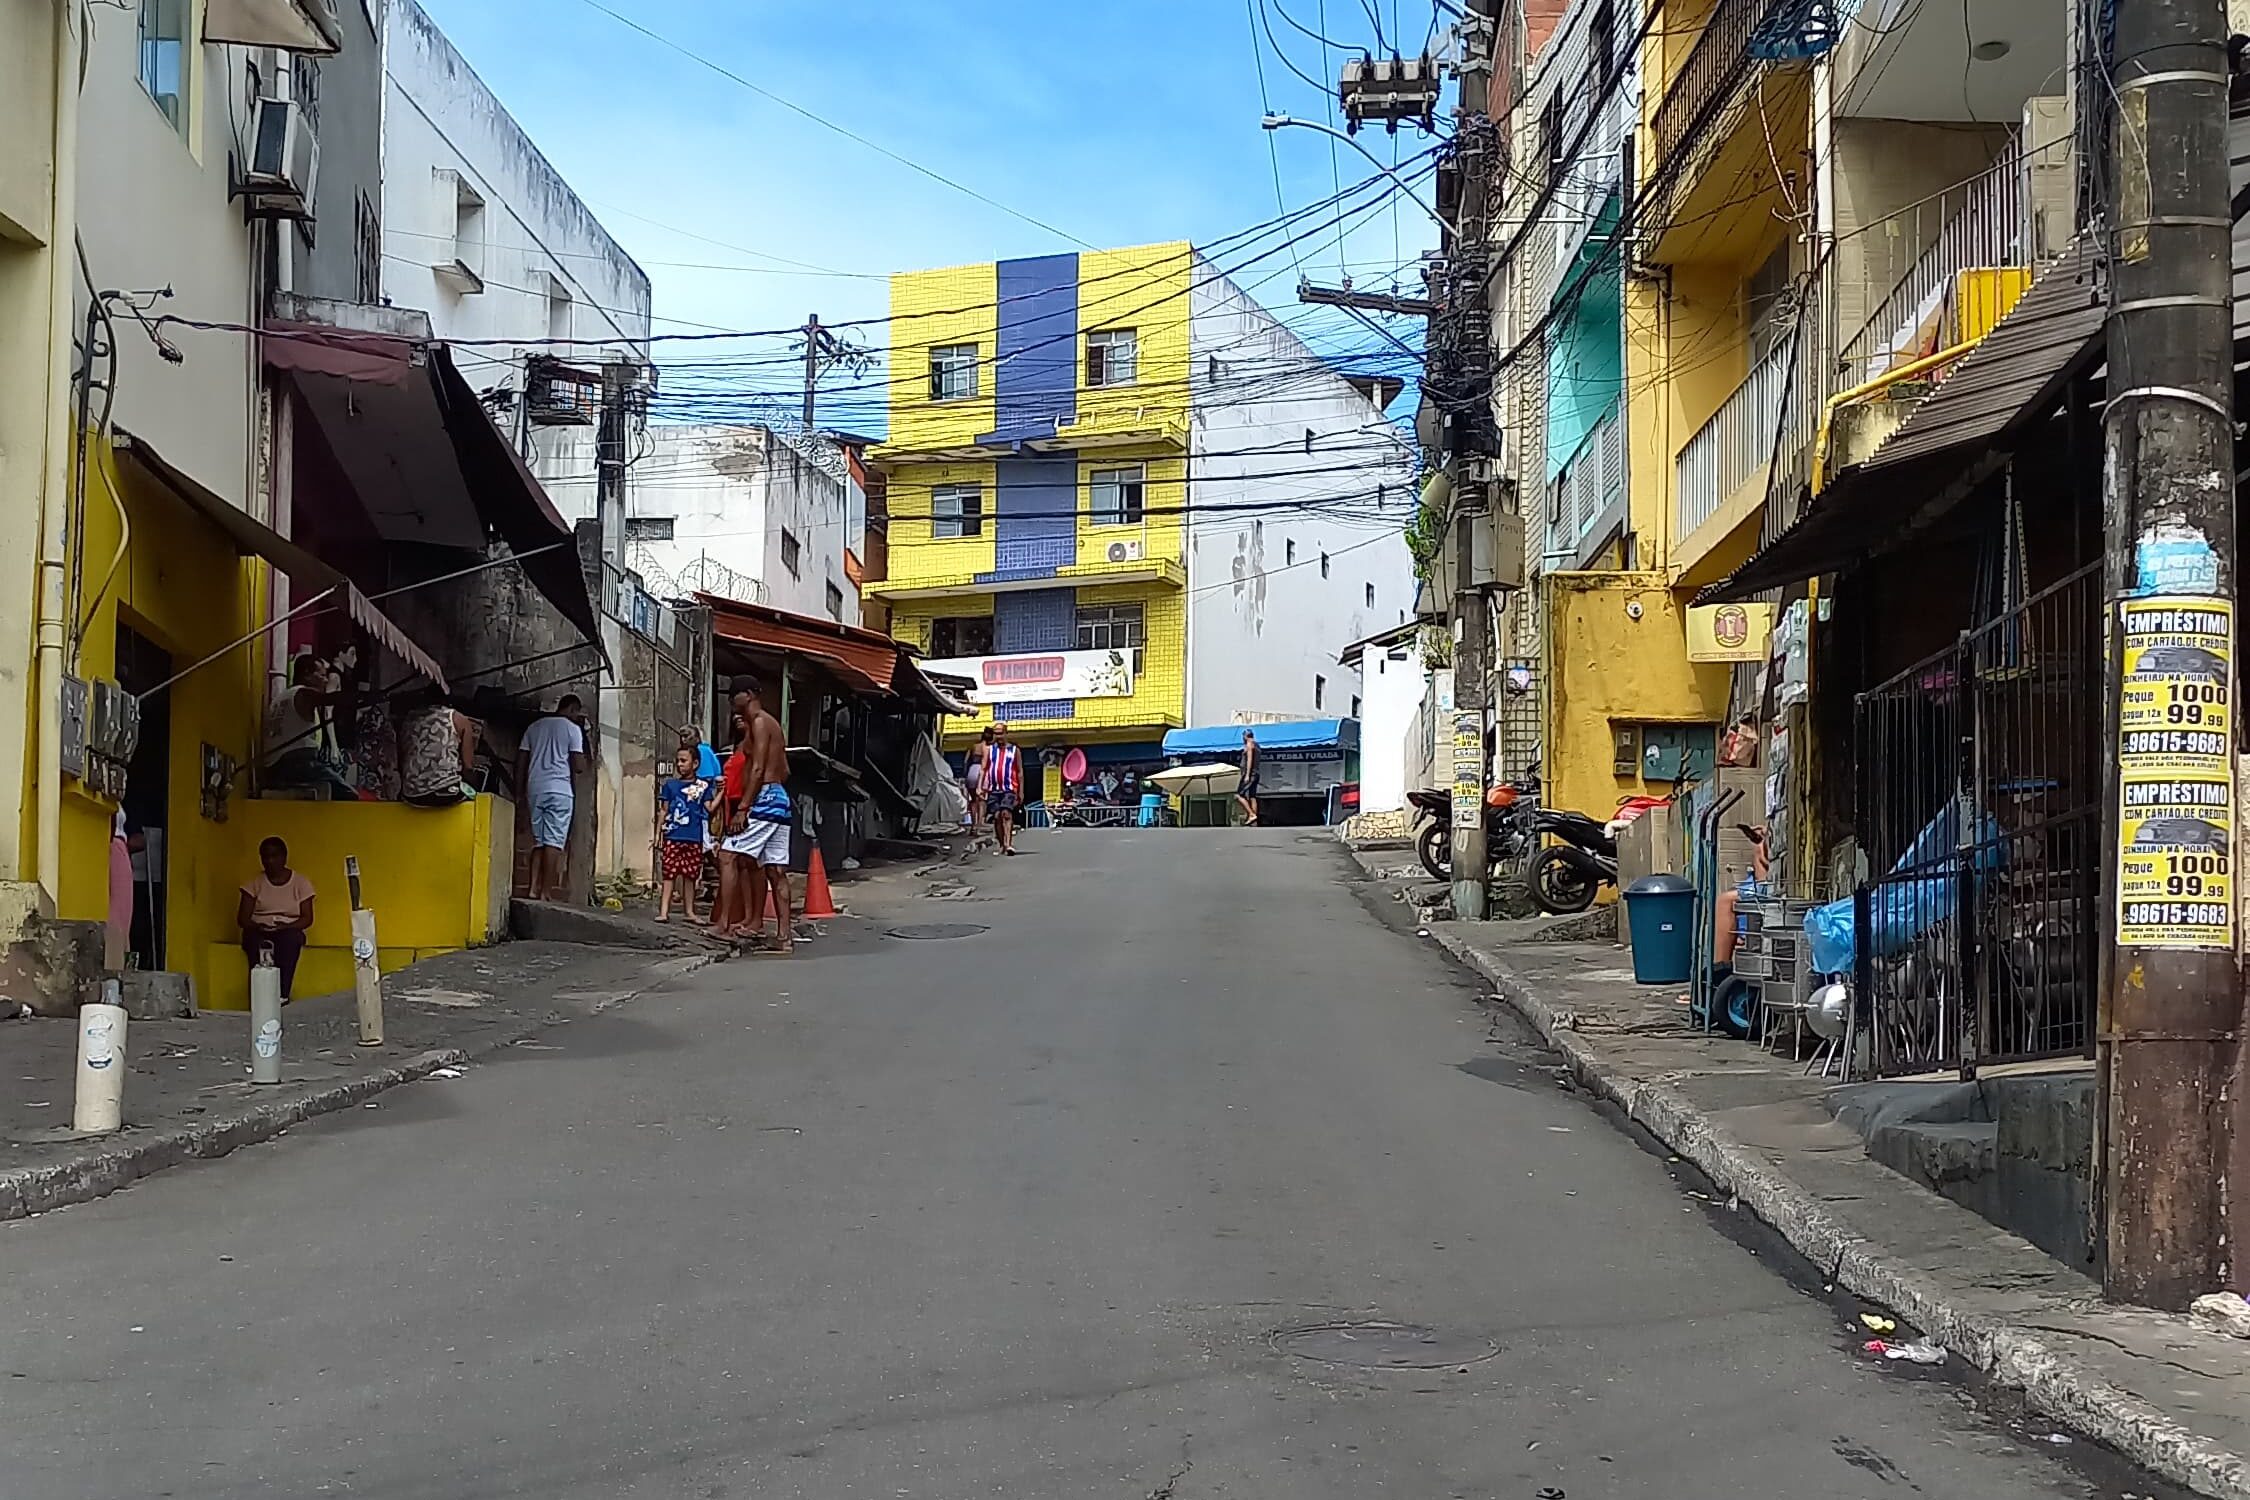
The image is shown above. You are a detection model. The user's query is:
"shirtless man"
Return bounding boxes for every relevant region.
[722,675,796,953]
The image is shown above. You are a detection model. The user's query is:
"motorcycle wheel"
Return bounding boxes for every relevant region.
[1416,822,1452,883]
[1530,847,1598,914]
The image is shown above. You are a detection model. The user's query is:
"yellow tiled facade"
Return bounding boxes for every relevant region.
[873,244,1195,755]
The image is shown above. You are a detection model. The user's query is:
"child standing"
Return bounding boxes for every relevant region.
[656,747,715,923]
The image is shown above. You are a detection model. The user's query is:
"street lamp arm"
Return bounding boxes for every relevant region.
[1261,114,1465,241]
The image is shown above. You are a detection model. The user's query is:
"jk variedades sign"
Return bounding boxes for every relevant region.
[923,649,1135,705]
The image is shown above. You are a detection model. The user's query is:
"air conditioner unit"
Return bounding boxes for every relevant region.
[241,96,317,219]
[1105,539,1144,564]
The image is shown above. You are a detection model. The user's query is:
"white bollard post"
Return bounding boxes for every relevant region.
[249,947,283,1085]
[347,856,382,1048]
[73,983,127,1134]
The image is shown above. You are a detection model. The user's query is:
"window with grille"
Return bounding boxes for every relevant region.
[1086,328,1138,388]
[929,344,978,401]
[1315,675,1327,710]
[1075,603,1145,673]
[1286,540,1297,565]
[1320,552,1331,578]
[1364,582,1375,607]
[930,616,995,658]
[625,516,675,542]
[932,484,983,539]
[779,528,802,577]
[1088,464,1146,526]
[824,581,844,621]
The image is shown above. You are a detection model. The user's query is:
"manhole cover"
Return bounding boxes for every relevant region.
[886,923,990,941]
[1271,1322,1498,1368]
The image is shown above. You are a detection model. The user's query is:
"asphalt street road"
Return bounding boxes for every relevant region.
[0,831,2176,1499]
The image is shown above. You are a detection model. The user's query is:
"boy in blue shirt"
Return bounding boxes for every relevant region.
[656,746,716,923]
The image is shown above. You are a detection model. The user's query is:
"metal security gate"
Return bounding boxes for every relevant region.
[1851,563,2101,1077]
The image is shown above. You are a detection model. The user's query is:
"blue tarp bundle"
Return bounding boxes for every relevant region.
[1804,798,2008,976]
[1161,719,1358,757]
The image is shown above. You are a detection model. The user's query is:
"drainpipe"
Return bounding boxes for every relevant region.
[34,1,85,901]
[1807,338,1980,495]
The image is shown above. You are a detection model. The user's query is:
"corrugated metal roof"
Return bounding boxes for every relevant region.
[1864,229,2107,471]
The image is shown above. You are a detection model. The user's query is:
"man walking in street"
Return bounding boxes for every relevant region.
[1235,728,1260,827]
[721,676,796,953]
[517,694,588,901]
[987,722,1025,856]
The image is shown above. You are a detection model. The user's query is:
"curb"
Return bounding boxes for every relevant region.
[1426,924,2250,1500]
[0,949,718,1226]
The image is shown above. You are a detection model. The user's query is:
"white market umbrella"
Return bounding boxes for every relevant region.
[1150,762,1242,798]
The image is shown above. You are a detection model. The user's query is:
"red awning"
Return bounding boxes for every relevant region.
[701,594,900,695]
[264,324,602,646]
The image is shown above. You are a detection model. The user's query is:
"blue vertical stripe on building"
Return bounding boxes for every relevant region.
[992,587,1077,721]
[983,252,1079,445]
[982,456,1078,581]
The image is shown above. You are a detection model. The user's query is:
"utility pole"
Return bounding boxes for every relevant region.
[596,360,633,588]
[798,313,873,430]
[1444,0,1501,921]
[801,313,825,428]
[2099,0,2239,1307]
[1297,277,1438,317]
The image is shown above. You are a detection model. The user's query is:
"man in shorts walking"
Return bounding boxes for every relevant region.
[722,676,796,952]
[1234,727,1260,827]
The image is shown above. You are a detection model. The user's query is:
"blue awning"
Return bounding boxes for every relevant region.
[1162,719,1358,757]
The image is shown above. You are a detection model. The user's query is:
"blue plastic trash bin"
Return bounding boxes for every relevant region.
[1622,873,1697,985]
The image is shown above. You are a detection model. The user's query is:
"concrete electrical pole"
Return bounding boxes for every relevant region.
[2099,0,2240,1307]
[1447,0,1500,921]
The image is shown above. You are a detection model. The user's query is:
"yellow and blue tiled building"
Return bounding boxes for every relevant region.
[872,242,1196,782]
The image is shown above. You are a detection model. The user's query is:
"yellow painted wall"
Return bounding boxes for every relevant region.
[1540,572,1729,821]
[51,443,264,1005]
[886,261,998,452]
[196,795,510,1011]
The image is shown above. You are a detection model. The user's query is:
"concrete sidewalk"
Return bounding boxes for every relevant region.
[1349,844,2250,1500]
[0,940,715,1223]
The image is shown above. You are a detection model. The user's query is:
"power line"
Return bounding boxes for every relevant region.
[575,0,1098,251]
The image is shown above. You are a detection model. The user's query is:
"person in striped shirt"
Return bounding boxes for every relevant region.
[986,722,1025,857]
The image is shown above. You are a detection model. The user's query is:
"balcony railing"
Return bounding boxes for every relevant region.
[1550,405,1625,562]
[1649,0,1788,199]
[1838,141,2032,389]
[1765,134,2064,538]
[1677,337,1793,545]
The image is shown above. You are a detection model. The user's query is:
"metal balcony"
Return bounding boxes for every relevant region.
[1676,338,1792,545]
[1648,0,1788,204]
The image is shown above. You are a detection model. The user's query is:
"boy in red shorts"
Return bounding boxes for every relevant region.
[655,745,716,923]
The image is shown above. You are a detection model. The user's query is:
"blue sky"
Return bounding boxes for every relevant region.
[414,0,1441,392]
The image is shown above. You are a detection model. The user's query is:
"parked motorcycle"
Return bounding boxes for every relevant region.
[1407,774,1540,883]
[1526,806,1619,914]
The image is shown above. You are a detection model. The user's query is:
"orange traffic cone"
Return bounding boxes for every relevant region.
[801,844,839,920]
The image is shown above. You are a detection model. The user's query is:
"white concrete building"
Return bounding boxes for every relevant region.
[546,423,863,627]
[380,0,651,462]
[1342,625,1429,815]
[1186,267,1419,726]
[380,0,654,883]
